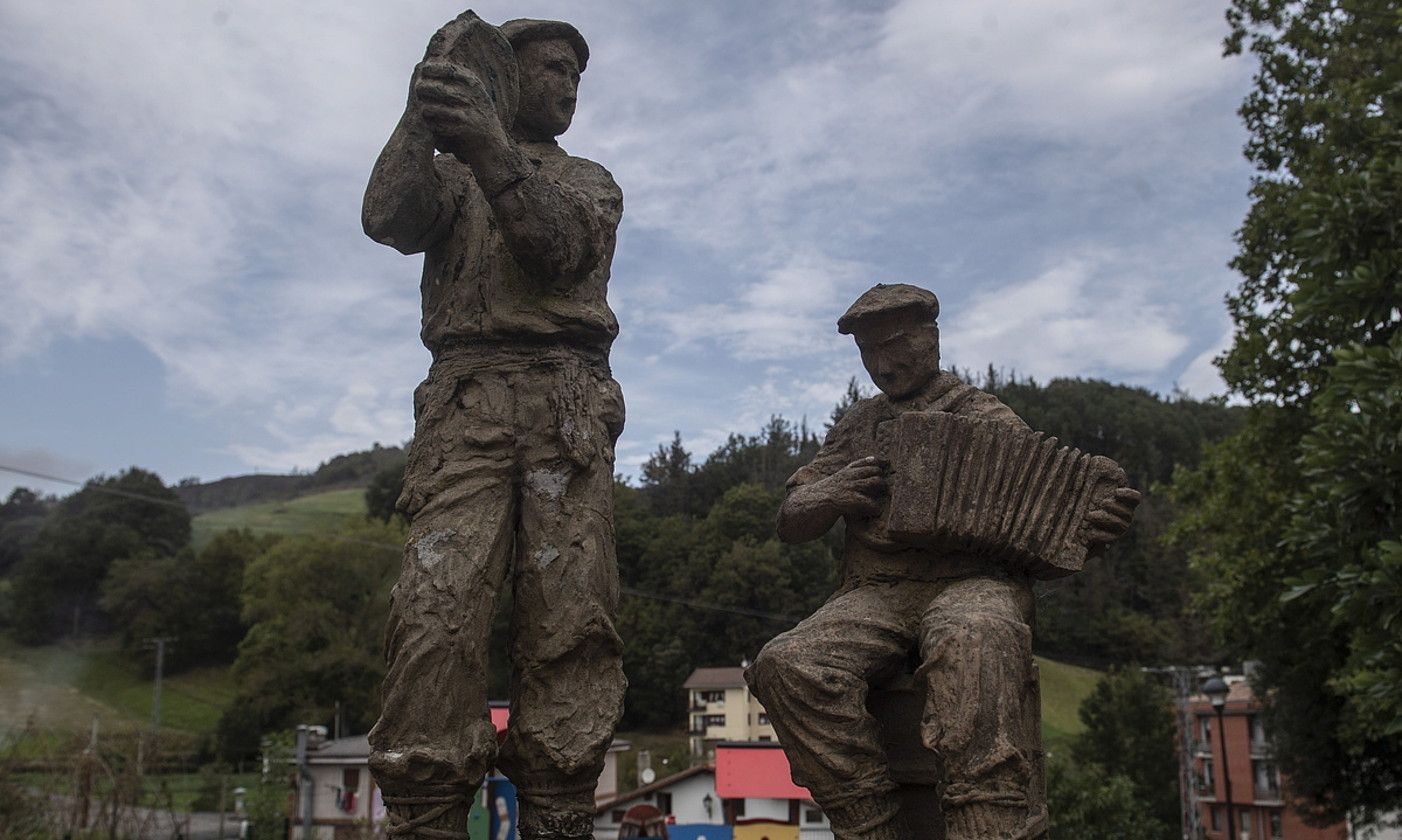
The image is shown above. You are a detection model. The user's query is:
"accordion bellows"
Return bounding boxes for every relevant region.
[885,412,1133,579]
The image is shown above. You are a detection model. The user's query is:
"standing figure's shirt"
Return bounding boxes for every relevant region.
[419,140,623,358]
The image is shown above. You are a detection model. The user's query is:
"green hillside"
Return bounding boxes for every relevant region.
[0,637,236,735]
[190,487,367,548]
[1036,656,1101,750]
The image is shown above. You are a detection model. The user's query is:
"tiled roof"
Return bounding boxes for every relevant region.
[594,764,715,813]
[310,735,370,760]
[714,742,812,802]
[683,666,747,690]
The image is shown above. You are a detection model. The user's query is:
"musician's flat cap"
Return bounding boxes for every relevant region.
[837,284,941,334]
[500,18,589,72]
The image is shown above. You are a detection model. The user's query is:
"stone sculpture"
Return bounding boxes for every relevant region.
[360,12,625,840]
[747,284,1140,840]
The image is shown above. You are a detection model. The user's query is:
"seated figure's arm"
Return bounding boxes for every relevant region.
[777,460,884,543]
[776,410,885,543]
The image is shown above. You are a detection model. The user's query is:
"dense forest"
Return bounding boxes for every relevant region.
[0,372,1237,753]
[604,371,1238,728]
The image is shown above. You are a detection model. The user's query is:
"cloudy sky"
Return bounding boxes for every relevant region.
[0,0,1254,497]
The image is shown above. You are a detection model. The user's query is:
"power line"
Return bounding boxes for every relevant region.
[0,463,192,510]
[621,587,801,624]
[2,462,1082,618]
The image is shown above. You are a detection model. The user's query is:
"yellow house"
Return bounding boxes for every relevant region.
[684,665,777,756]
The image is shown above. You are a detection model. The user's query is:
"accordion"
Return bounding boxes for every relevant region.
[883,412,1134,579]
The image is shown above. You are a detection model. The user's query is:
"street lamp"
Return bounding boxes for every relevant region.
[1203,676,1235,840]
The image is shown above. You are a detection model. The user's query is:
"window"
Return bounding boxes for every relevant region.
[1269,812,1282,839]
[702,714,726,729]
[1240,810,1253,835]
[1254,761,1281,799]
[731,798,745,816]
[1199,758,1215,792]
[342,768,359,790]
[805,808,824,824]
[759,735,772,742]
[612,809,626,823]
[657,793,672,815]
[757,713,770,725]
[1210,806,1221,831]
[700,690,725,703]
[1200,716,1213,747]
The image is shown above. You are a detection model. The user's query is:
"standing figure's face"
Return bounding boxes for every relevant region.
[513,39,581,140]
[852,316,941,399]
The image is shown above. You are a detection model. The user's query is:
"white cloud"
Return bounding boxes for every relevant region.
[948,251,1191,382]
[1176,324,1233,399]
[0,0,1252,479]
[879,0,1229,138]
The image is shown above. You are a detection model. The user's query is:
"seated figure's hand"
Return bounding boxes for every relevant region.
[815,456,888,519]
[1083,486,1141,544]
[412,58,506,154]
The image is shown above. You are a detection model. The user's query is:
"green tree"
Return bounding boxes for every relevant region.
[7,468,190,643]
[100,529,277,670]
[1171,0,1402,821]
[216,521,400,759]
[364,464,405,524]
[1045,753,1168,840]
[1071,669,1180,835]
[0,487,51,577]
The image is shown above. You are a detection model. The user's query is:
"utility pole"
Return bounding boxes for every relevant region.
[295,725,314,840]
[144,637,176,730]
[1142,665,1206,840]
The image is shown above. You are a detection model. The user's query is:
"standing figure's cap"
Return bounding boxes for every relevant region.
[499,18,590,72]
[837,284,941,335]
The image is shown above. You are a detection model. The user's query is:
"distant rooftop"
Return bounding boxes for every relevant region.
[683,666,747,690]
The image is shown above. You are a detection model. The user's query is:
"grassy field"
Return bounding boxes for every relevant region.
[1036,655,1101,751]
[190,487,367,548]
[0,637,236,736]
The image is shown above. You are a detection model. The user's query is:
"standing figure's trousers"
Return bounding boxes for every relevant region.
[747,575,1041,840]
[368,349,626,837]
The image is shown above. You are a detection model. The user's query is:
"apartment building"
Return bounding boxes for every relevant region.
[684,666,777,756]
[1188,677,1346,840]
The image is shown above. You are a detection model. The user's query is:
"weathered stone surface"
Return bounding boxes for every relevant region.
[360,13,624,840]
[747,284,1139,840]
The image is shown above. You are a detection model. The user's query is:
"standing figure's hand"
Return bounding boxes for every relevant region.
[412,58,507,156]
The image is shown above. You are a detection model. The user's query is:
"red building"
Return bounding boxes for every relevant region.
[1188,677,1346,840]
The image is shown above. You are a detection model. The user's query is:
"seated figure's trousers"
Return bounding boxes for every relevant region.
[368,350,626,838]
[747,575,1042,840]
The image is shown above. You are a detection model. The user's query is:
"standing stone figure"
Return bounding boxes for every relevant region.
[361,13,625,840]
[747,284,1139,840]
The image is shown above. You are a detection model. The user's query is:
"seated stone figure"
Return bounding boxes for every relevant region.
[746,284,1138,840]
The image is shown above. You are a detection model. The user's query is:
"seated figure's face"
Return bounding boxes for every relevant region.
[513,38,580,140]
[853,315,941,399]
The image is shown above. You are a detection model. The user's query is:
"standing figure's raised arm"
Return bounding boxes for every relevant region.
[362,101,455,256]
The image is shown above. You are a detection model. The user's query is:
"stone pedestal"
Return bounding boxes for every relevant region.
[868,662,1046,838]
